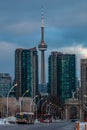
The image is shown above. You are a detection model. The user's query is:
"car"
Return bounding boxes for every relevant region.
[71,119,79,122]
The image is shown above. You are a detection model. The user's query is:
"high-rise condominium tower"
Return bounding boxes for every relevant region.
[38,9,47,84]
[48,52,76,105]
[81,59,87,103]
[15,47,38,99]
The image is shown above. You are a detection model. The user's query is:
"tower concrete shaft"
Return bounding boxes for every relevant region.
[41,50,45,83]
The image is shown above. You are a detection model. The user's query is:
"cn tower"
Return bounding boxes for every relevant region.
[38,7,47,84]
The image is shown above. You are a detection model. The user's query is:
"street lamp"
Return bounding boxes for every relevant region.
[30,96,43,119]
[30,95,38,112]
[20,89,29,112]
[7,83,18,118]
[46,102,51,114]
[41,100,47,116]
[35,97,43,119]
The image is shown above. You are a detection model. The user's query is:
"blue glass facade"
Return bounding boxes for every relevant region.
[15,47,38,99]
[0,73,12,97]
[48,52,76,105]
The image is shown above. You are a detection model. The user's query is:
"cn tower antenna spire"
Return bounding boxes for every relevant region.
[41,1,44,27]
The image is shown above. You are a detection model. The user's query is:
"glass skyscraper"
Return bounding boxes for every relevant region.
[81,59,87,103]
[48,52,76,105]
[0,73,12,97]
[15,47,38,99]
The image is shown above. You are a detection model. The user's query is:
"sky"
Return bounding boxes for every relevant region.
[0,0,87,81]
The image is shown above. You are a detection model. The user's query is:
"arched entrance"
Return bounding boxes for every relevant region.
[69,106,77,119]
[64,98,83,121]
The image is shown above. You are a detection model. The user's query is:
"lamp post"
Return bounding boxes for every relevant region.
[46,102,51,114]
[7,83,18,118]
[30,96,43,119]
[20,89,29,112]
[35,97,43,119]
[41,100,47,116]
[30,95,38,112]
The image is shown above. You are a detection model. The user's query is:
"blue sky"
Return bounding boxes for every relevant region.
[0,0,87,81]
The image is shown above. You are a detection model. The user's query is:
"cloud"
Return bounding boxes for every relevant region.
[45,27,87,49]
[1,21,39,35]
[46,0,87,28]
[0,41,22,77]
[49,44,87,65]
[60,44,87,78]
[0,41,19,59]
[58,44,87,58]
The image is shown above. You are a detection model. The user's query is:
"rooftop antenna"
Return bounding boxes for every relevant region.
[41,0,44,27]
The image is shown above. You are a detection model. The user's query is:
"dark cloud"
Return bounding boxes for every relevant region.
[45,27,87,49]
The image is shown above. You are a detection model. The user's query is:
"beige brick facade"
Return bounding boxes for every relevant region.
[0,97,35,117]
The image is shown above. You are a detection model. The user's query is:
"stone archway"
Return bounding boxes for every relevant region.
[64,98,83,121]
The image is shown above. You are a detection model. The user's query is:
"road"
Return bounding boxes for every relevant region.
[0,120,76,130]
